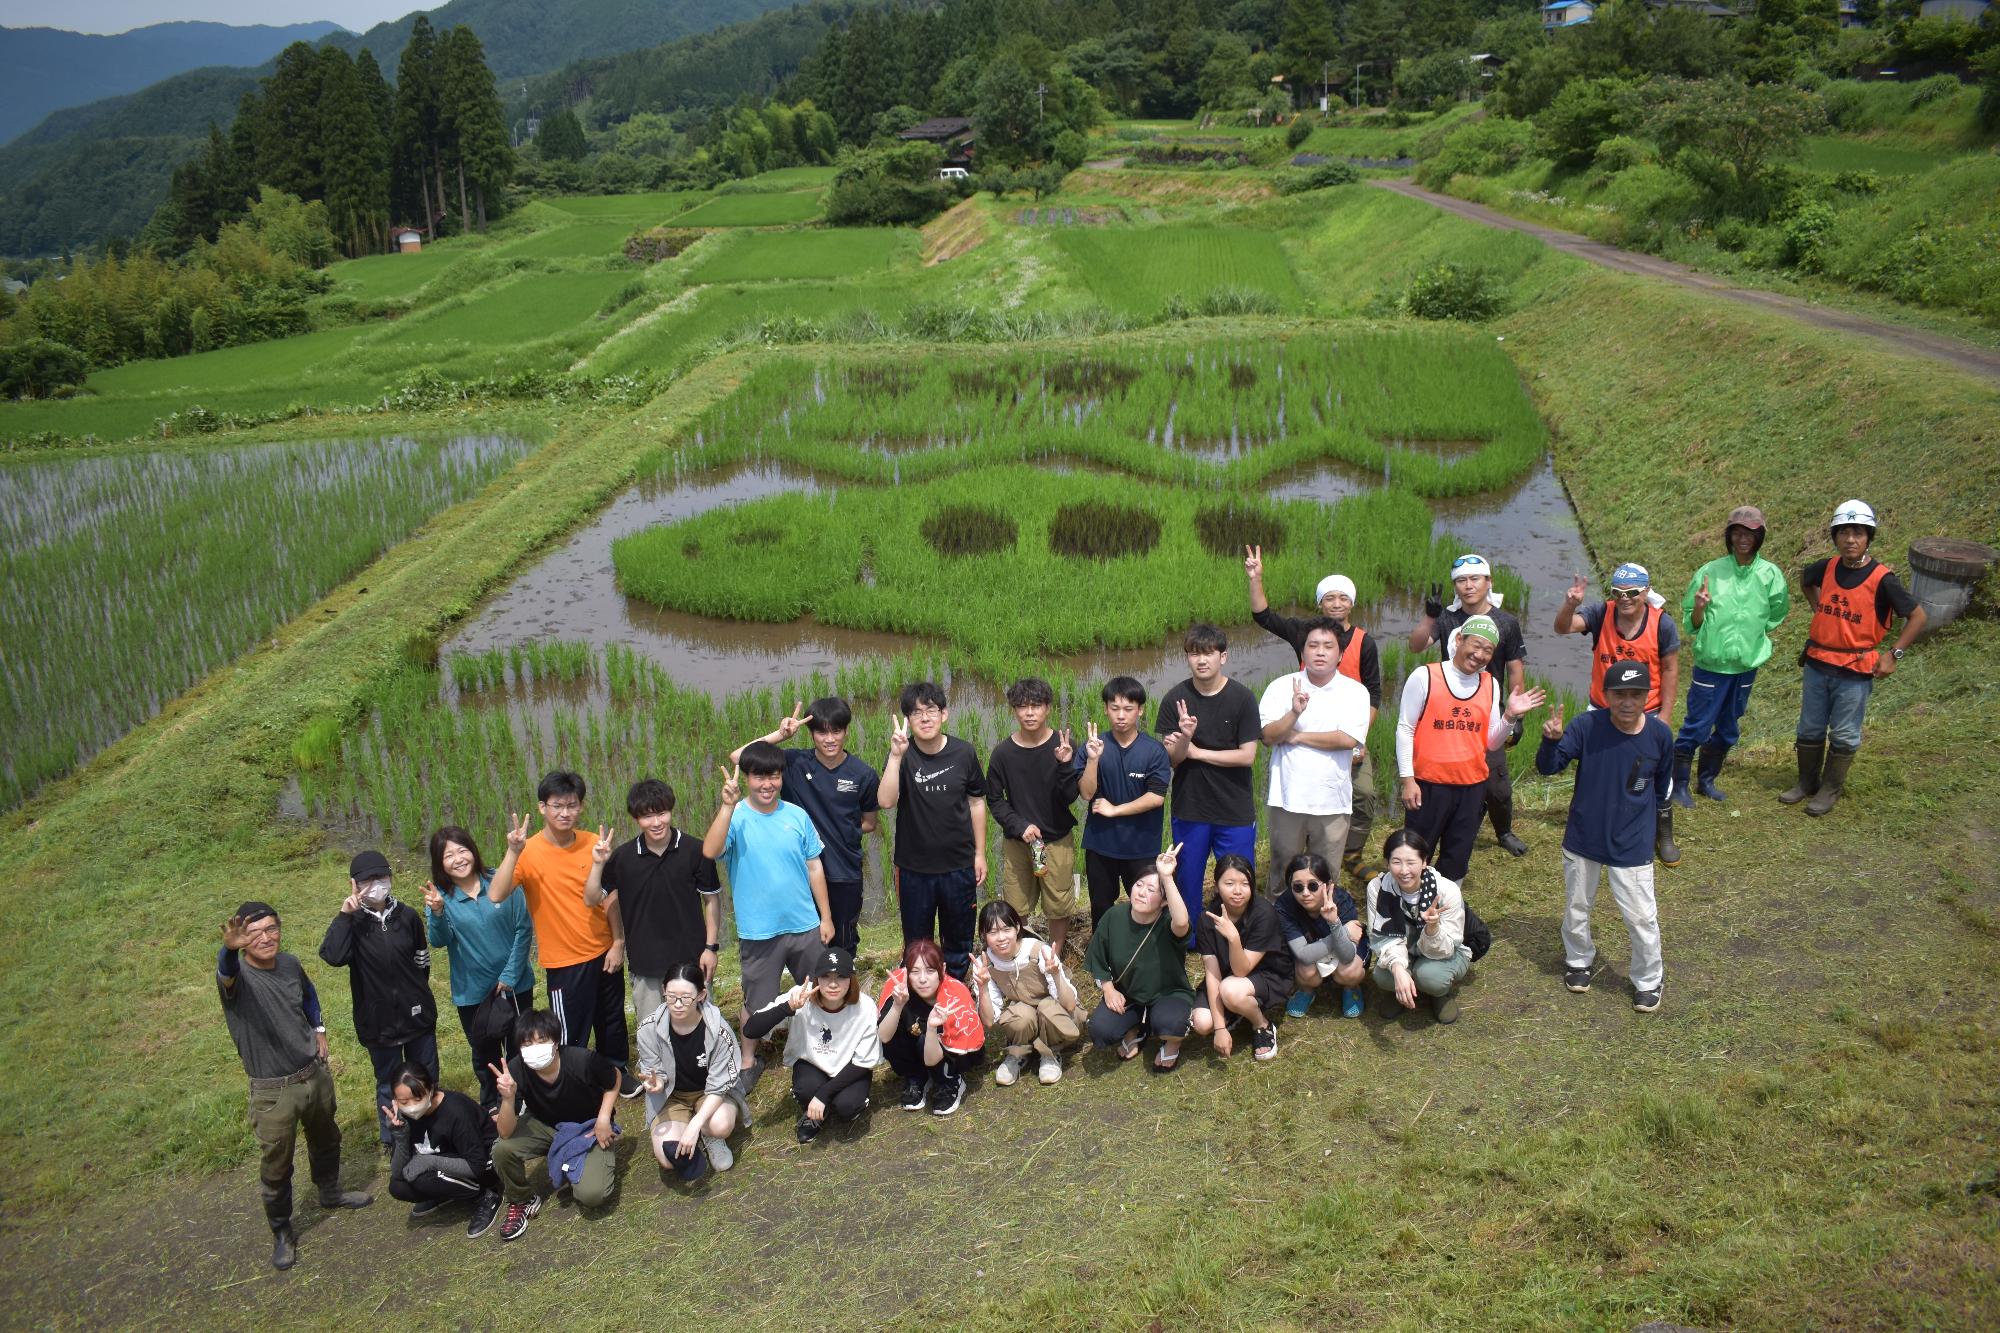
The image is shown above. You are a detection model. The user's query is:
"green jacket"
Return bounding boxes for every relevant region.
[1681,555,1790,674]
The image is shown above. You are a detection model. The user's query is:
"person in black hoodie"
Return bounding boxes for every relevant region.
[382,1061,502,1239]
[321,849,439,1146]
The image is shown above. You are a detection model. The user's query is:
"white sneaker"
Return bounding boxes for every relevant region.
[1037,1053,1062,1085]
[701,1135,733,1172]
[994,1054,1023,1087]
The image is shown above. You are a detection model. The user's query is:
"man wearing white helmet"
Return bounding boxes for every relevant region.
[1245,549,1383,882]
[1782,500,1926,817]
[1407,554,1532,857]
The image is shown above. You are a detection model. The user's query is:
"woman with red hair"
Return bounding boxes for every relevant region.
[877,938,986,1117]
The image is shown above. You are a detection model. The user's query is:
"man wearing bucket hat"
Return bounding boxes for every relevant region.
[1782,499,1926,817]
[1407,554,1533,857]
[1555,562,1681,864]
[1395,614,1546,882]
[1246,548,1383,881]
[1534,660,1675,1012]
[1673,506,1791,807]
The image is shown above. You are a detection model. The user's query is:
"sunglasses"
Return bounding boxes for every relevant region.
[1450,555,1484,570]
[1610,588,1648,600]
[1290,878,1324,893]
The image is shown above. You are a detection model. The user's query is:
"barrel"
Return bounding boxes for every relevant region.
[1907,537,1998,636]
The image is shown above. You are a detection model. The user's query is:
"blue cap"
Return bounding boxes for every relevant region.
[1610,562,1650,589]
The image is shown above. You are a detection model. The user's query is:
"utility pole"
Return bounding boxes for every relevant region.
[1353,62,1372,110]
[1322,60,1329,114]
[1036,82,1048,121]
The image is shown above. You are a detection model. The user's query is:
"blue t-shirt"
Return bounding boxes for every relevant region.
[718,800,825,941]
[1077,731,1172,860]
[781,748,878,884]
[1534,710,1675,868]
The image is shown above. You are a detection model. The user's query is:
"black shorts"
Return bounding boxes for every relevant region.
[1194,969,1293,1016]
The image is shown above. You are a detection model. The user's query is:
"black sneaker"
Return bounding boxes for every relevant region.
[929,1074,966,1117]
[1633,987,1662,1013]
[899,1076,927,1111]
[1251,1025,1278,1061]
[467,1189,502,1239]
[498,1195,541,1242]
[795,1114,824,1145]
[1563,968,1592,993]
[409,1197,448,1219]
[1497,832,1529,857]
[618,1069,644,1099]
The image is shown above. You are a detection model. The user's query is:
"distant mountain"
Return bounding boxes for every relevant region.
[0,21,345,147]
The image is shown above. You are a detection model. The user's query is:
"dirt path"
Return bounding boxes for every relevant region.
[1370,178,2000,385]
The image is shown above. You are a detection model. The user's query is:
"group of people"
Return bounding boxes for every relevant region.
[216,495,1925,1269]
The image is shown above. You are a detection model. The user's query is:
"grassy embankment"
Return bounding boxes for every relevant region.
[1,184,1997,1328]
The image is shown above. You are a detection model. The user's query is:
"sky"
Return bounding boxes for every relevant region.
[0,1,420,33]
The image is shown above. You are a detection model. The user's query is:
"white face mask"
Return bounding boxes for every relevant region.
[395,1099,429,1120]
[519,1042,557,1071]
[359,880,391,909]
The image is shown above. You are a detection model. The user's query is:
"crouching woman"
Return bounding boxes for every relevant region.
[636,962,751,1182]
[1084,845,1195,1073]
[971,901,1083,1088]
[1367,829,1471,1024]
[742,945,881,1145]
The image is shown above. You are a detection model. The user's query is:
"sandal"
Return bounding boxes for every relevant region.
[1150,1047,1181,1075]
[1117,1034,1142,1061]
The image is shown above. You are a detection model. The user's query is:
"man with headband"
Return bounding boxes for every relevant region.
[1245,548,1383,883]
[1408,554,1532,858]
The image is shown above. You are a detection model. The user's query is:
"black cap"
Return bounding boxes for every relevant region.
[349,850,392,881]
[236,900,279,926]
[1603,661,1651,694]
[811,946,854,978]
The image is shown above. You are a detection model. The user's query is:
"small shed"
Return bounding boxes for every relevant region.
[394,228,423,253]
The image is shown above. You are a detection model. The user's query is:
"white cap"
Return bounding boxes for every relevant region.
[1315,574,1357,603]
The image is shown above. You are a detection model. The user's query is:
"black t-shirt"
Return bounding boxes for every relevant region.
[1800,558,1921,681]
[601,830,719,978]
[1154,678,1263,827]
[1430,604,1527,676]
[667,1021,707,1094]
[986,733,1080,841]
[1196,894,1294,993]
[507,1046,620,1126]
[891,734,987,873]
[781,748,879,883]
[410,1088,497,1162]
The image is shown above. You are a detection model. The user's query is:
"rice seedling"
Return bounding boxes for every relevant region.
[668,191,826,227]
[0,433,533,807]
[920,503,1018,557]
[1046,499,1163,560]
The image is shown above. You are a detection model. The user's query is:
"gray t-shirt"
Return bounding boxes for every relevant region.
[219,952,319,1080]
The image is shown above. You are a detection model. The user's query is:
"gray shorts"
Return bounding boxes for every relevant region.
[737,928,820,1015]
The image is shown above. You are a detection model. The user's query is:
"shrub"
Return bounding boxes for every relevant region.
[1592,135,1653,174]
[824,142,954,226]
[1712,217,1757,252]
[1828,169,1884,196]
[1536,78,1642,168]
[1602,162,1702,240]
[1052,129,1091,172]
[1780,201,1838,272]
[1047,501,1161,559]
[1906,73,1960,109]
[1285,117,1314,150]
[921,503,1018,557]
[1194,500,1284,560]
[1276,160,1361,194]
[1416,117,1536,188]
[1401,263,1503,322]
[0,337,88,398]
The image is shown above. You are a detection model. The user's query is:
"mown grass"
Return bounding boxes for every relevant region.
[670,190,826,227]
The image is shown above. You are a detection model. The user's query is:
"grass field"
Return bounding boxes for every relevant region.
[680,226,915,282]
[1046,223,1307,313]
[329,243,476,300]
[1799,134,1958,175]
[491,220,637,261]
[377,269,637,350]
[669,190,826,226]
[544,190,705,221]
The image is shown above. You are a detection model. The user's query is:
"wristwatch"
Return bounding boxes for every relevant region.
[703,943,719,953]
[1892,647,1906,661]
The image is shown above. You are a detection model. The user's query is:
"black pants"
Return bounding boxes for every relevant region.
[1406,779,1486,882]
[1087,994,1195,1047]
[456,987,534,1113]
[880,1001,982,1084]
[545,956,630,1066]
[1085,850,1157,926]
[826,878,863,956]
[791,1062,871,1120]
[895,866,978,980]
[387,1133,495,1203]
[365,1033,439,1146]
[1484,758,1516,839]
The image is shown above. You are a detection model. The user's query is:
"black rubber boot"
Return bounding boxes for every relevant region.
[1655,807,1681,867]
[271,1224,297,1270]
[316,1179,374,1210]
[1806,748,1855,817]
[1671,751,1695,809]
[1492,795,1527,856]
[1696,741,1730,801]
[1779,741,1825,805]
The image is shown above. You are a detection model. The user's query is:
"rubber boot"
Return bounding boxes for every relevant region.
[263,1184,296,1269]
[1655,807,1681,867]
[1806,748,1854,817]
[1696,741,1730,802]
[1671,751,1695,809]
[1491,794,1527,857]
[317,1179,374,1210]
[1779,741,1824,805]
[271,1224,297,1270]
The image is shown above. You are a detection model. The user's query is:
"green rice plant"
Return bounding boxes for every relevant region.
[682,228,915,284]
[1045,225,1307,314]
[1046,499,1162,560]
[1193,499,1285,559]
[0,433,533,808]
[669,191,826,227]
[920,503,1018,557]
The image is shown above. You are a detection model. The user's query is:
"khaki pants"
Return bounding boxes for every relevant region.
[247,1061,342,1227]
[493,1114,618,1207]
[1000,833,1078,919]
[1266,806,1351,897]
[995,996,1082,1055]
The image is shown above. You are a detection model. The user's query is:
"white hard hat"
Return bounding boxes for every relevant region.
[1829,499,1876,532]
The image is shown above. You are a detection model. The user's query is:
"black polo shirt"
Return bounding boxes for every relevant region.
[601,829,719,978]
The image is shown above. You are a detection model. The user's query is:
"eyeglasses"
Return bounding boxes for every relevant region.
[542,801,582,815]
[244,923,281,939]
[1610,588,1647,600]
[907,707,943,720]
[663,992,699,1008]
[1290,879,1324,893]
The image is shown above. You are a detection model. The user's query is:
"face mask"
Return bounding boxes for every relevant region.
[395,1100,429,1120]
[520,1042,557,1071]
[359,880,391,909]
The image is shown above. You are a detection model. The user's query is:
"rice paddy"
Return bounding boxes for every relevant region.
[680,228,916,283]
[0,434,535,807]
[668,190,827,227]
[1045,225,1307,314]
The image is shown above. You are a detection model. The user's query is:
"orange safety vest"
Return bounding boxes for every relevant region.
[1588,602,1665,712]
[1412,663,1492,786]
[1337,626,1368,686]
[1805,562,1893,675]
